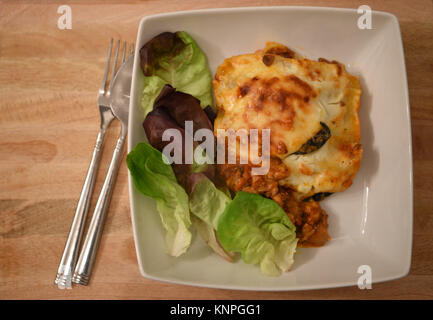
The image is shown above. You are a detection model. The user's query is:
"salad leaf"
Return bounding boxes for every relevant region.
[142,106,216,190]
[154,84,213,133]
[142,83,218,190]
[191,215,234,262]
[217,191,298,276]
[139,31,213,117]
[126,142,192,257]
[140,76,167,117]
[188,173,234,262]
[203,106,217,124]
[142,105,185,152]
[189,173,231,230]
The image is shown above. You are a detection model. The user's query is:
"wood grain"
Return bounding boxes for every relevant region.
[0,0,432,299]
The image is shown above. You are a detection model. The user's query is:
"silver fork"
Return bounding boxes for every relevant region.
[72,42,134,286]
[55,39,133,289]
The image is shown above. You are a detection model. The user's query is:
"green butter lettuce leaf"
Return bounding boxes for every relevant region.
[126,142,192,257]
[140,31,213,117]
[189,175,231,230]
[189,174,234,261]
[140,76,167,117]
[191,215,234,262]
[217,191,298,276]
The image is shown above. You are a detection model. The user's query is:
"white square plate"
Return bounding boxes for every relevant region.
[127,6,412,290]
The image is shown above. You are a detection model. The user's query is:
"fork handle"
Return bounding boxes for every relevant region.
[72,131,126,285]
[55,129,107,288]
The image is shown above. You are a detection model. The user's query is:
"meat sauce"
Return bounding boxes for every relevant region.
[217,158,330,247]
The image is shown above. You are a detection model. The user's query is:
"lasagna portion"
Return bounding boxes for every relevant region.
[213,42,362,247]
[213,42,362,200]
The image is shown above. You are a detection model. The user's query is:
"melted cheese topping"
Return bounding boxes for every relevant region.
[213,42,362,198]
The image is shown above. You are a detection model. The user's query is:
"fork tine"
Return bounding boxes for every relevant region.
[122,41,127,63]
[130,43,134,56]
[108,40,120,95]
[99,38,113,95]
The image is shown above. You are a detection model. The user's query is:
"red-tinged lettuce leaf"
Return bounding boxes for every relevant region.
[142,106,181,152]
[140,32,182,77]
[154,84,213,132]
[139,31,213,116]
[142,107,215,189]
[203,106,217,125]
[143,107,192,188]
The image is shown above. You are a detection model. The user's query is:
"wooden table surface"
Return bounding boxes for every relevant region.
[0,0,432,300]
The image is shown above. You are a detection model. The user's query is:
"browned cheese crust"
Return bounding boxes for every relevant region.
[213,42,362,200]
